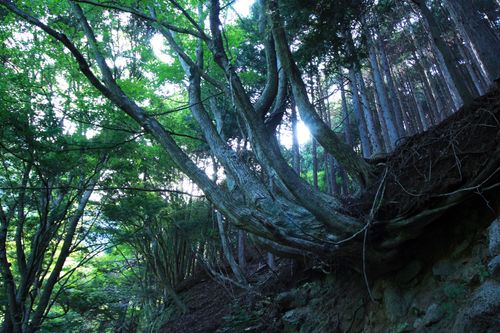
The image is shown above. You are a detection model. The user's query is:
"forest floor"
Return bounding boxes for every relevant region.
[159,276,232,333]
[159,259,300,333]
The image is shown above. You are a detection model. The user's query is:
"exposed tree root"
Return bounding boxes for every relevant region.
[380,87,500,221]
[388,90,499,243]
[336,87,500,269]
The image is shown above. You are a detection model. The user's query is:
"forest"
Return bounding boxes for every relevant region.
[0,0,499,332]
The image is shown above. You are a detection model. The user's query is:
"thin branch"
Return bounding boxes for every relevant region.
[149,91,225,116]
[149,6,227,93]
[74,0,208,40]
[166,0,209,40]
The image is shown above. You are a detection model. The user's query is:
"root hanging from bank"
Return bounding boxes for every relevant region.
[358,86,500,250]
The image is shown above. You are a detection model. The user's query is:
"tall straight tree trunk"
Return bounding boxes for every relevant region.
[449,43,481,98]
[462,41,489,94]
[355,68,383,155]
[339,163,349,196]
[401,3,461,114]
[410,52,439,125]
[319,76,334,191]
[420,80,438,126]
[196,241,206,272]
[444,0,500,84]
[430,40,462,109]
[0,227,22,333]
[407,8,462,110]
[348,68,371,157]
[374,36,405,136]
[415,0,473,106]
[310,71,320,189]
[337,76,354,193]
[412,50,444,122]
[368,43,399,149]
[290,97,301,174]
[406,75,428,131]
[430,52,457,118]
[408,30,452,120]
[308,69,319,189]
[312,139,318,189]
[373,89,391,150]
[421,83,438,126]
[415,94,429,131]
[330,157,340,195]
[455,38,487,95]
[324,153,331,194]
[430,75,449,122]
[395,70,418,135]
[339,77,353,146]
[323,100,336,196]
[392,71,413,135]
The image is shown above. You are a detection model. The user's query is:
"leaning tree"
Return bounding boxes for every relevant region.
[1,0,499,295]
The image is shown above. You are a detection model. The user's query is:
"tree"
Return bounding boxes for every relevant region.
[0,1,499,331]
[444,0,500,84]
[0,73,109,332]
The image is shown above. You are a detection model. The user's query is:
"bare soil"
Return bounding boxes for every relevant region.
[159,277,232,333]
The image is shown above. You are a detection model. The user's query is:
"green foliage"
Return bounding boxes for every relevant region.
[0,0,409,330]
[280,0,373,66]
[0,4,214,329]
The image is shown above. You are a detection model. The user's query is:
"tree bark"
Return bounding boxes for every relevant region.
[290,97,301,174]
[374,36,405,136]
[368,43,399,149]
[373,88,391,151]
[339,77,353,147]
[0,216,23,333]
[267,252,276,271]
[238,230,247,274]
[455,37,487,96]
[216,212,247,284]
[394,70,418,135]
[430,51,457,118]
[411,50,442,123]
[355,68,383,155]
[312,139,319,189]
[415,0,473,106]
[444,0,500,84]
[409,26,453,120]
[406,74,428,132]
[0,0,499,299]
[309,70,319,189]
[270,1,374,185]
[348,68,372,157]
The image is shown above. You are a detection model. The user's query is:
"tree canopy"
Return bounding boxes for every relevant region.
[0,0,499,331]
